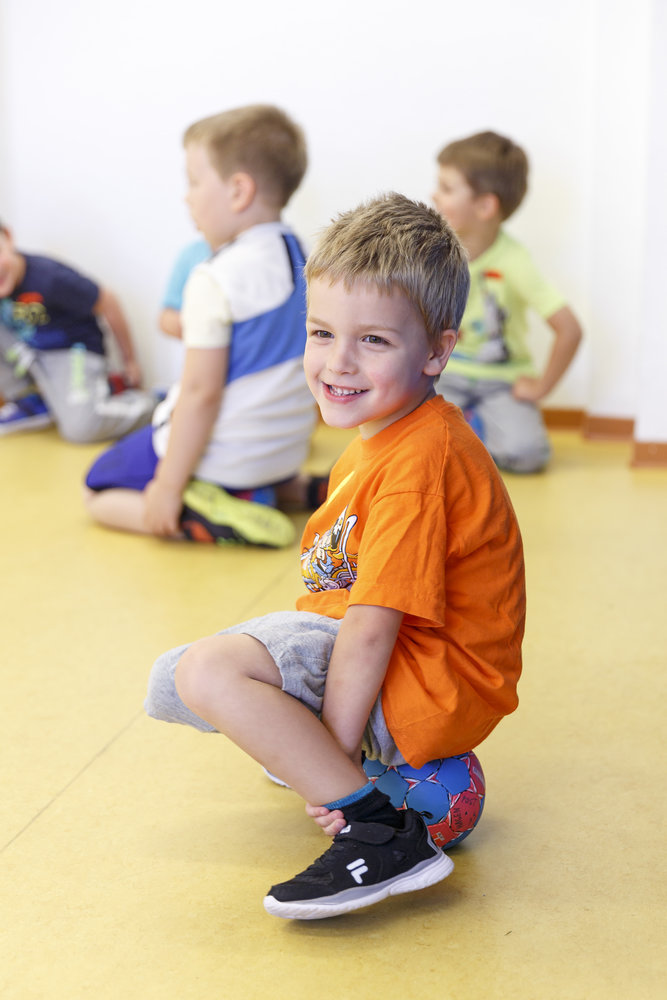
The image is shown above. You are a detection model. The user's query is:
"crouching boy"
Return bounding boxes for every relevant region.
[145,193,526,919]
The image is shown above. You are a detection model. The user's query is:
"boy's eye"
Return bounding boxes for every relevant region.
[363,334,388,346]
[308,329,333,339]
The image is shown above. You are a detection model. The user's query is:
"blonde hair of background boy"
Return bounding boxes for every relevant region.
[184,104,307,209]
[304,192,470,349]
[437,131,528,221]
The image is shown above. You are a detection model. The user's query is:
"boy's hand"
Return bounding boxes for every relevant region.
[143,478,183,537]
[306,802,347,838]
[516,306,582,403]
[122,358,143,388]
[512,375,545,403]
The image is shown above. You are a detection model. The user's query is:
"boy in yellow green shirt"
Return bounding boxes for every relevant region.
[433,130,582,472]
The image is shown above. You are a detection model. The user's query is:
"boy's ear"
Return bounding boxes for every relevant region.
[229,171,256,212]
[424,328,458,376]
[474,191,500,222]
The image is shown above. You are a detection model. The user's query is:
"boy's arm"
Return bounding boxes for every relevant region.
[513,305,582,402]
[144,346,227,536]
[306,602,402,836]
[95,287,143,387]
[158,307,183,339]
[322,603,403,761]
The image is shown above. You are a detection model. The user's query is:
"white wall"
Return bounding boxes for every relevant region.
[587,0,651,422]
[635,0,667,444]
[1,0,664,439]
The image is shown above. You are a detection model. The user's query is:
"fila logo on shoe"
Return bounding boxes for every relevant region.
[347,859,369,884]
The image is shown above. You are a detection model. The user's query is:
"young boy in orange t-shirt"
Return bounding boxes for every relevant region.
[145,193,526,920]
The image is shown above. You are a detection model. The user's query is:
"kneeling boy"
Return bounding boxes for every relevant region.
[84,104,316,548]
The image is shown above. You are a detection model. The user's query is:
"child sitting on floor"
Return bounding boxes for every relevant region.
[83,104,321,548]
[144,193,526,920]
[158,239,211,341]
[0,220,154,441]
[433,130,582,472]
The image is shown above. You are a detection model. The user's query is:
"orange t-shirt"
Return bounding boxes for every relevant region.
[296,395,525,766]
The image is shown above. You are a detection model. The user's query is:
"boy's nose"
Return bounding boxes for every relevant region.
[327,340,355,374]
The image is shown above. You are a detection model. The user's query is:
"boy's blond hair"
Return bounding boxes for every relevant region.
[184,104,307,209]
[305,192,470,347]
[437,131,528,221]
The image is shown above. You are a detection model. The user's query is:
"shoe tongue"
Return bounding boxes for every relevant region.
[336,821,395,845]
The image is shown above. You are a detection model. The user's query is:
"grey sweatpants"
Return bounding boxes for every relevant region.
[0,325,154,443]
[436,371,551,473]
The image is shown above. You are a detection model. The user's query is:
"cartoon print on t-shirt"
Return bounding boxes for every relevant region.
[1,292,49,340]
[473,270,510,363]
[301,505,358,592]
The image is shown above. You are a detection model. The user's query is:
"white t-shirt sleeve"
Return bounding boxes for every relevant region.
[181,267,233,348]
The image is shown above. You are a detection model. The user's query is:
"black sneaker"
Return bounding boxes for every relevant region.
[263,809,453,920]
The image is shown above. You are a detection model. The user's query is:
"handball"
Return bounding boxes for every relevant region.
[363,751,485,848]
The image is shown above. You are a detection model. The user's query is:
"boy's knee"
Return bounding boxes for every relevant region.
[174,637,226,715]
[494,439,551,473]
[144,643,217,732]
[56,410,100,444]
[174,633,275,718]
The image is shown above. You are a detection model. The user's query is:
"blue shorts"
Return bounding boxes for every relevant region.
[84,424,278,505]
[85,424,158,491]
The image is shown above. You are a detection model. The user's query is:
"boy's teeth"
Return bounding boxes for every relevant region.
[329,386,362,396]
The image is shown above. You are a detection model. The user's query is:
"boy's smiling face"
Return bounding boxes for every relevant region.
[305,278,455,439]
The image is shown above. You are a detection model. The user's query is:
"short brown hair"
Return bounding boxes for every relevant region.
[305,192,470,346]
[184,104,307,208]
[437,131,528,220]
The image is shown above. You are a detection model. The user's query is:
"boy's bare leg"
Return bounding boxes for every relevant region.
[174,632,453,920]
[82,486,153,535]
[175,633,367,804]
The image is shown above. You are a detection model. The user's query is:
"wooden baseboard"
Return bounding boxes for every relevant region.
[542,408,667,464]
[542,407,585,430]
[582,414,635,440]
[631,441,667,467]
[541,408,635,439]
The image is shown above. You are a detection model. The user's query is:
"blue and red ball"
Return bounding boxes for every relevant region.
[363,751,485,848]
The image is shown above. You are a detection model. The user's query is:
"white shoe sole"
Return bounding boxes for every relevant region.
[0,413,53,435]
[263,850,454,920]
[262,768,291,788]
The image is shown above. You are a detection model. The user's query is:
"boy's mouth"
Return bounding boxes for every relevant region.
[325,384,365,397]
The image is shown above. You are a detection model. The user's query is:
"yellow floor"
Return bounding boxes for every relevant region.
[2,426,665,999]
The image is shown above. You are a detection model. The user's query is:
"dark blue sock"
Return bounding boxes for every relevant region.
[325,783,402,828]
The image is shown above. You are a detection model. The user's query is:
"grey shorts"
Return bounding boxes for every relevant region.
[145,610,406,766]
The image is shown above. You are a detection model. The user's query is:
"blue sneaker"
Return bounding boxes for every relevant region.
[0,393,53,435]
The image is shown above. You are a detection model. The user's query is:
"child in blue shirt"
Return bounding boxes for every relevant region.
[0,221,154,441]
[159,240,211,340]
